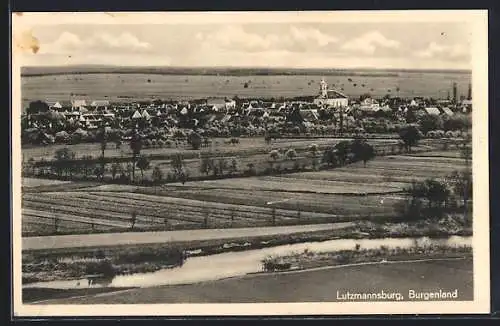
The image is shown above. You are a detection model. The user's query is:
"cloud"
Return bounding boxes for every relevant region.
[195,25,338,53]
[341,31,400,54]
[196,26,275,52]
[415,42,469,59]
[40,31,151,54]
[289,26,338,47]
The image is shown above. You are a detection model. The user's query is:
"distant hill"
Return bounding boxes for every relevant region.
[21,65,471,77]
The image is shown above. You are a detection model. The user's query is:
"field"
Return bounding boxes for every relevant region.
[25,258,473,304]
[21,151,469,237]
[21,70,471,109]
[22,136,401,161]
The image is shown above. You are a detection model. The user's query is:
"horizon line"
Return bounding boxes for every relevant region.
[21,64,472,73]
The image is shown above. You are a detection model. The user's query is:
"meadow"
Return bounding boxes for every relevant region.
[21,150,469,237]
[21,70,471,109]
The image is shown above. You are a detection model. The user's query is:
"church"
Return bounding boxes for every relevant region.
[313,79,349,108]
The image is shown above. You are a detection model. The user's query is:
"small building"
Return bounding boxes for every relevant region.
[72,99,87,111]
[423,107,441,116]
[441,107,454,117]
[131,110,142,119]
[313,79,349,108]
[461,99,472,113]
[206,98,234,111]
[90,100,110,111]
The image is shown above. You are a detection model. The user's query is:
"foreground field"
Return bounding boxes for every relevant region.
[26,258,472,304]
[21,151,469,236]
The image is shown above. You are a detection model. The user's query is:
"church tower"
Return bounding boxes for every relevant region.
[320,78,328,98]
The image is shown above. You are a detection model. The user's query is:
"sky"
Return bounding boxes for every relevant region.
[13,14,474,70]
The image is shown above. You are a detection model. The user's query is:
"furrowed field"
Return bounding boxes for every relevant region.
[21,149,468,237]
[21,70,471,109]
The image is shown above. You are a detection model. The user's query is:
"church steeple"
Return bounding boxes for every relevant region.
[320,78,328,98]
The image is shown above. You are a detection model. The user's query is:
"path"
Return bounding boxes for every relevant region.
[23,222,354,251]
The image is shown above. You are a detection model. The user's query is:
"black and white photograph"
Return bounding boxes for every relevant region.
[11,10,490,316]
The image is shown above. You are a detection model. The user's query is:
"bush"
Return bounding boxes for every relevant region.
[285,148,297,160]
[394,198,425,222]
[187,132,202,150]
[84,260,116,278]
[245,163,257,176]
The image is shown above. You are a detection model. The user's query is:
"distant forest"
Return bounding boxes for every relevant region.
[21,65,471,77]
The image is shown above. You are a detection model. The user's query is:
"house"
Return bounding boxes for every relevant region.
[63,111,81,120]
[461,99,472,113]
[371,105,392,118]
[72,99,87,111]
[361,97,378,107]
[299,109,319,122]
[423,107,441,116]
[224,99,236,110]
[441,107,454,117]
[131,110,142,119]
[90,100,110,111]
[206,98,230,111]
[80,113,102,129]
[46,101,60,110]
[245,107,266,117]
[313,79,349,108]
[141,110,151,120]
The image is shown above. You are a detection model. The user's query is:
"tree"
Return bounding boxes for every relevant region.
[152,165,164,185]
[81,155,93,178]
[424,179,451,210]
[27,100,49,115]
[53,147,74,177]
[322,148,338,167]
[98,125,107,180]
[335,141,350,166]
[129,130,143,182]
[218,158,228,175]
[269,150,280,171]
[351,140,375,167]
[309,144,319,169]
[443,114,472,131]
[27,157,36,175]
[398,125,421,153]
[229,157,239,174]
[130,210,137,230]
[199,156,211,175]
[418,114,443,134]
[136,155,151,181]
[111,162,121,180]
[405,109,418,123]
[404,178,450,216]
[447,170,472,209]
[187,131,202,150]
[460,142,472,166]
[285,148,297,161]
[171,153,184,179]
[269,149,280,161]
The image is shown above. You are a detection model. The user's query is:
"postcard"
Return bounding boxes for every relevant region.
[11,10,490,316]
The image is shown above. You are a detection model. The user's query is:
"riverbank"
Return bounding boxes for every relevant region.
[260,243,472,273]
[24,257,473,304]
[22,216,471,284]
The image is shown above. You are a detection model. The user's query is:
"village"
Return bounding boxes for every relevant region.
[21,79,472,146]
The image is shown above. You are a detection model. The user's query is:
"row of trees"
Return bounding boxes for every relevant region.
[395,142,472,223]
